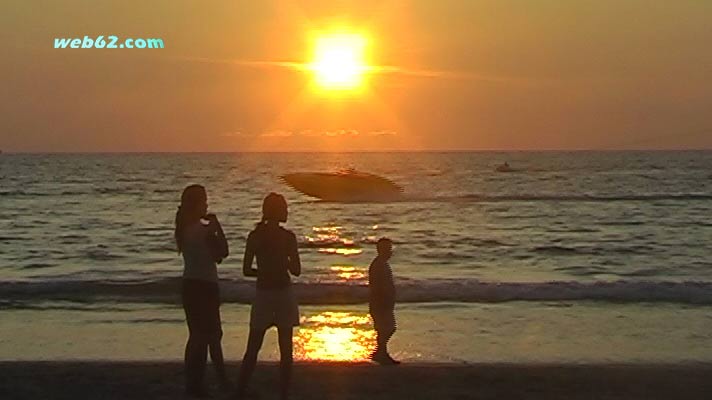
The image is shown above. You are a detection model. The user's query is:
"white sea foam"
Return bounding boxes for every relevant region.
[2,278,711,307]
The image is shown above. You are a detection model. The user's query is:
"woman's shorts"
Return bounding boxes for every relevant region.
[250,287,300,331]
[182,279,222,337]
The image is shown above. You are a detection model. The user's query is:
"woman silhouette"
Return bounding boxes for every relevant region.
[175,184,230,397]
[236,192,301,400]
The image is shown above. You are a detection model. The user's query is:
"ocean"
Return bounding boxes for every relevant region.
[1,151,712,363]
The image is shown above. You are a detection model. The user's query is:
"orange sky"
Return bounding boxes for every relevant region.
[1,0,711,152]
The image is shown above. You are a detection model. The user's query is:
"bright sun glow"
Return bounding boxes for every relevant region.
[308,33,368,91]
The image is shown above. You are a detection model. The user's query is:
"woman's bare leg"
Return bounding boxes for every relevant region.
[209,335,230,387]
[277,326,294,400]
[185,334,209,394]
[236,327,266,398]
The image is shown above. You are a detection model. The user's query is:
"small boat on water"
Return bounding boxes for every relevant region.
[281,169,403,201]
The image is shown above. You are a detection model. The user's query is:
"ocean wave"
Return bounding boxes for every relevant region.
[0,190,52,196]
[0,236,31,242]
[533,245,581,255]
[5,189,711,204]
[532,244,656,256]
[85,248,125,261]
[420,193,712,203]
[1,278,711,306]
[20,262,57,269]
[60,190,89,195]
[315,193,712,203]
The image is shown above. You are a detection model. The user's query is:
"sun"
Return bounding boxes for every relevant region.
[308,33,368,91]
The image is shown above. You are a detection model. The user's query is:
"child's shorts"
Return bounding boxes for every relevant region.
[369,305,396,333]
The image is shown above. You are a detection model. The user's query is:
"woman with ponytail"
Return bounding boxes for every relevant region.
[175,184,230,397]
[235,192,301,400]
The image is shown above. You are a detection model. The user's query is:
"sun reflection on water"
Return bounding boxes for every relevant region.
[305,225,364,256]
[294,312,376,361]
[330,265,366,280]
[312,226,343,234]
[318,248,363,256]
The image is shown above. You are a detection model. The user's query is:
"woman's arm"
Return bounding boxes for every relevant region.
[207,214,229,260]
[243,233,258,277]
[287,233,301,277]
[216,224,229,257]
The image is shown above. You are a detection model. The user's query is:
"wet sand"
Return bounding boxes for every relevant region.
[1,361,711,399]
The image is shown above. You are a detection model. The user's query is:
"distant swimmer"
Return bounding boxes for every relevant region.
[496,162,513,172]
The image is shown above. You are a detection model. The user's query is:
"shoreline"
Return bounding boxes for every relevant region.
[2,361,712,399]
[4,302,712,364]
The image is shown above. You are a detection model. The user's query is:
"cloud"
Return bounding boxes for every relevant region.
[220,131,246,137]
[258,129,394,138]
[368,130,397,136]
[260,130,294,137]
[178,56,306,71]
[299,130,318,137]
[174,56,520,83]
[324,129,359,137]
[222,130,398,139]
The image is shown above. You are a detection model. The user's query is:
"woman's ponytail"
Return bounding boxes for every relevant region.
[175,205,185,253]
[175,185,207,254]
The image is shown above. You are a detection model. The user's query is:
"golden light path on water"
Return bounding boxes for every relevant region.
[306,225,372,257]
[292,225,375,361]
[330,265,366,280]
[294,312,377,361]
[318,248,363,256]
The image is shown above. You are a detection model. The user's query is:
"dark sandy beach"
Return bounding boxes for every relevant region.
[1,361,711,400]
